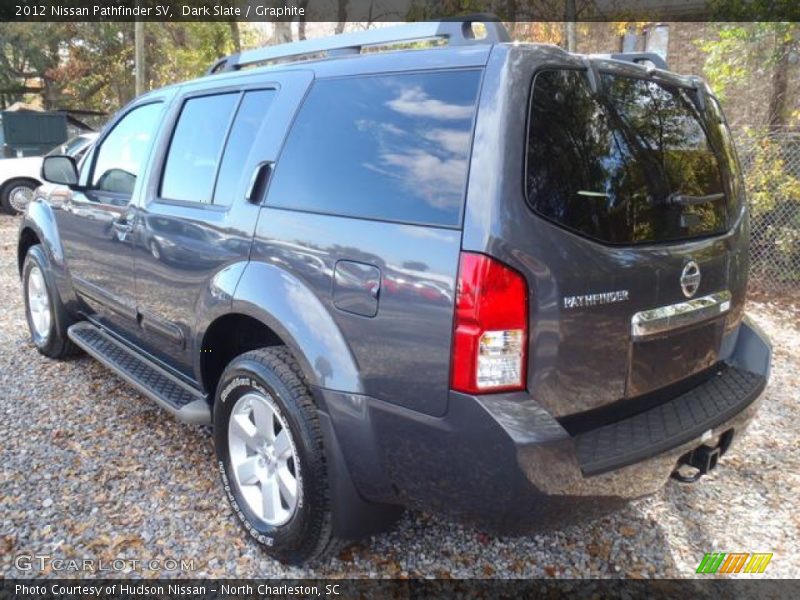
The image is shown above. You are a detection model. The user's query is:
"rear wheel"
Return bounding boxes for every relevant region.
[22,244,79,358]
[1,179,37,215]
[214,347,342,564]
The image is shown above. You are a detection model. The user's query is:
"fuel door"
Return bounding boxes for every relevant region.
[332,260,381,318]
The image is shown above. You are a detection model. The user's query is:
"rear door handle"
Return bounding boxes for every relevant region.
[246,161,274,204]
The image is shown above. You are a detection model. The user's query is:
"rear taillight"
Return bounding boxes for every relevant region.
[451,252,528,394]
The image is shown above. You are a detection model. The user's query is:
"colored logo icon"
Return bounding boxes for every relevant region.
[696,552,773,574]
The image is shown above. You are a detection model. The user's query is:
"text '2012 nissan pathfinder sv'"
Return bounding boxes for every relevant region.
[19,20,771,564]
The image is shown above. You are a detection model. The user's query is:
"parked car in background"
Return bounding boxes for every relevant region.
[0,133,97,215]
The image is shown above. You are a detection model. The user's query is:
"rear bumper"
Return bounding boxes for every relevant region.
[318,316,771,532]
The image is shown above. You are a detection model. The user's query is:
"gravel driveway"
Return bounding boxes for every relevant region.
[1,215,798,579]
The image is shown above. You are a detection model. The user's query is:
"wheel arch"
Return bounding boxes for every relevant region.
[2,176,42,194]
[195,260,363,399]
[17,200,65,276]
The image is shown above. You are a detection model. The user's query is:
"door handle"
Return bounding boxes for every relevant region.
[246,161,274,204]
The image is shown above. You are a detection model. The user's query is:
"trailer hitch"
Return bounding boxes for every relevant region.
[671,429,735,484]
[671,445,720,483]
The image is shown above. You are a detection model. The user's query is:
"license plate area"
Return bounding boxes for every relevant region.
[626,319,725,397]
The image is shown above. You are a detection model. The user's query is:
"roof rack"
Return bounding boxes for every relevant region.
[607,52,669,71]
[207,17,510,75]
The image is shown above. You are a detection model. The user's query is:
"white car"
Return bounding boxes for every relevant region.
[0,133,97,215]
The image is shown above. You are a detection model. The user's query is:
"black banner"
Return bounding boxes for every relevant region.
[1,579,797,600]
[2,0,800,23]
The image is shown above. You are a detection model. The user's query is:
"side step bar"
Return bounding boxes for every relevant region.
[67,322,211,425]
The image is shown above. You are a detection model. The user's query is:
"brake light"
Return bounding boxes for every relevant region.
[451,252,528,394]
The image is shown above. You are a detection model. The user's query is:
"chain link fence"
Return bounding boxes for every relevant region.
[736,129,800,292]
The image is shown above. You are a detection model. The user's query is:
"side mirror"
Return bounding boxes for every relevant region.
[41,155,79,187]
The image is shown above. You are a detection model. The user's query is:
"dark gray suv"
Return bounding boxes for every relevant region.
[18,21,772,564]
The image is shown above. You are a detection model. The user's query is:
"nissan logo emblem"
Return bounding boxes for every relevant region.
[680,260,701,298]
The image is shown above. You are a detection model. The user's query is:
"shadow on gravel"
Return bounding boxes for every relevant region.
[320,501,683,578]
[2,340,686,579]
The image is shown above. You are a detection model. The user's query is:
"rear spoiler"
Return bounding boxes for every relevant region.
[590,52,669,72]
[585,52,709,112]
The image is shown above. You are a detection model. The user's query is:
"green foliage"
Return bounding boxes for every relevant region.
[0,22,250,118]
[745,132,800,215]
[698,22,798,102]
[709,0,800,21]
[741,130,800,282]
[148,23,238,91]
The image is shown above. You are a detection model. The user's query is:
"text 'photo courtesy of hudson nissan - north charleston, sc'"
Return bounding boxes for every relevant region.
[18,19,771,565]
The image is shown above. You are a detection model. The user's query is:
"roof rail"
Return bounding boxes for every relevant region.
[608,52,669,71]
[207,17,510,75]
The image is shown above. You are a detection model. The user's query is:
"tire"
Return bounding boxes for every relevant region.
[214,346,342,564]
[22,244,80,358]
[1,179,37,215]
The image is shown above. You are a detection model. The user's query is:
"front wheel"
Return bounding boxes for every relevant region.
[214,347,341,564]
[22,244,79,358]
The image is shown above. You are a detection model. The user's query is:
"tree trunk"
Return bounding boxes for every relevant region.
[767,33,791,131]
[272,22,292,45]
[297,0,309,40]
[229,20,241,53]
[564,0,576,52]
[134,20,145,96]
[335,0,348,34]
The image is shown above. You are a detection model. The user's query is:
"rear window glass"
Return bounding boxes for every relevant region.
[213,89,276,206]
[161,93,238,204]
[526,70,728,245]
[266,70,481,228]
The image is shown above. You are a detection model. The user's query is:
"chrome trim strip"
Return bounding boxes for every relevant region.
[631,291,732,340]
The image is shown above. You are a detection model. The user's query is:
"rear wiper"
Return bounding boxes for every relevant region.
[663,192,725,207]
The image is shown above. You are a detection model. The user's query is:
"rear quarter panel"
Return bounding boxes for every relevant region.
[251,209,462,416]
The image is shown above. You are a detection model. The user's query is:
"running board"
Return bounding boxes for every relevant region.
[67,322,211,425]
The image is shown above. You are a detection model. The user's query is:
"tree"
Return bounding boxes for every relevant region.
[0,22,245,115]
[0,23,75,109]
[700,23,799,131]
[702,0,800,130]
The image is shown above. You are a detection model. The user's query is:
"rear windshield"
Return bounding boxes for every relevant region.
[526,69,729,245]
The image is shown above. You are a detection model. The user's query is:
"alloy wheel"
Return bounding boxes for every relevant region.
[227,391,300,526]
[27,265,51,339]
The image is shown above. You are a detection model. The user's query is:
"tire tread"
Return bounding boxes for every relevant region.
[227,346,345,563]
[23,245,81,359]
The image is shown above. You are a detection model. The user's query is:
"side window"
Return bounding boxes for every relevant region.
[160,93,239,203]
[266,70,481,228]
[92,103,162,196]
[213,89,276,206]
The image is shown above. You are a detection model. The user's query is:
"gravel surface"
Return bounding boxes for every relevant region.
[1,214,798,579]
